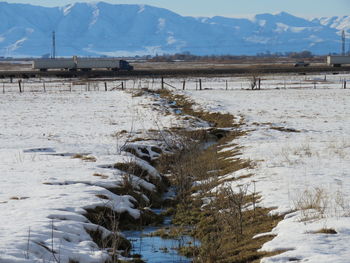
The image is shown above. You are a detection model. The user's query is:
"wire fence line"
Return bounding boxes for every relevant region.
[0,74,348,94]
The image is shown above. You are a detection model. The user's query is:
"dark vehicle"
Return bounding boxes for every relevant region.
[119,60,133,71]
[294,61,310,67]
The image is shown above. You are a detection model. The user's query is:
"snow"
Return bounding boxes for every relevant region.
[258,19,267,27]
[2,73,350,262]
[167,35,177,45]
[318,16,350,33]
[138,4,145,14]
[157,18,166,32]
[275,22,290,33]
[89,5,100,27]
[8,37,27,52]
[62,3,75,16]
[181,72,350,262]
[0,84,179,262]
[275,23,315,33]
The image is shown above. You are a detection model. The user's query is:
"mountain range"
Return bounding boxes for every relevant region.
[0,1,349,57]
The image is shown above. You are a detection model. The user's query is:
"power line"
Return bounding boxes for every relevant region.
[341,30,345,55]
[52,31,56,59]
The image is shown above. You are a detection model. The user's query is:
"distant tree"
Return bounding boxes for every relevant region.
[289,50,313,58]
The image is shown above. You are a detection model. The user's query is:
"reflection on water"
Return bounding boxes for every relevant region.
[123,212,198,263]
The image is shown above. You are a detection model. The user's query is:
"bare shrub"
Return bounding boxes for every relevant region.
[293,143,314,158]
[294,187,329,221]
[294,186,350,221]
[217,184,249,240]
[249,73,261,90]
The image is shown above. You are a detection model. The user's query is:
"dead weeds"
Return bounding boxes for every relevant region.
[72,154,97,162]
[154,89,235,128]
[313,228,337,234]
[149,89,283,263]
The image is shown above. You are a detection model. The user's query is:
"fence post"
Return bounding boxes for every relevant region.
[199,79,202,90]
[344,80,347,89]
[43,82,46,92]
[314,82,316,89]
[226,80,228,90]
[18,80,22,93]
[183,80,186,90]
[104,82,107,91]
[2,82,5,94]
[121,82,124,90]
[258,78,261,90]
[161,77,164,89]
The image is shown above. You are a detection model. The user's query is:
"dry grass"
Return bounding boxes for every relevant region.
[93,173,109,179]
[9,196,29,200]
[313,228,337,234]
[95,194,110,200]
[145,226,189,239]
[294,187,350,221]
[270,126,300,133]
[72,154,97,162]
[154,89,235,128]
[150,89,283,263]
[294,187,329,221]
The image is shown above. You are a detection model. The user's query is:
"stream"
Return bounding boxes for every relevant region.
[123,209,199,263]
[121,129,221,262]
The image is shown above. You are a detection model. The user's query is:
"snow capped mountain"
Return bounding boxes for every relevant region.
[315,16,350,34]
[0,2,348,57]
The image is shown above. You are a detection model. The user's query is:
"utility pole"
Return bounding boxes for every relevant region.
[52,31,56,59]
[341,30,345,55]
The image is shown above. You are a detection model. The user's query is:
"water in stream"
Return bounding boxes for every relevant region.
[123,210,198,263]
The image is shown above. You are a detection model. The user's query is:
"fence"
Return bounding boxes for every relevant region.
[0,74,348,94]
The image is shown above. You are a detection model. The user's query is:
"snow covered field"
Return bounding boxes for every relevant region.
[0,85,178,262]
[183,72,350,262]
[1,72,349,263]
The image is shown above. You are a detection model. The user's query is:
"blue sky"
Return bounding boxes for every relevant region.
[2,0,349,17]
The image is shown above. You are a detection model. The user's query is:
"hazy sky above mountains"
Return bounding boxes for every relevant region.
[2,0,349,17]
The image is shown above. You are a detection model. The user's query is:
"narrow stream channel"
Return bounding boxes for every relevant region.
[123,209,198,263]
[120,127,222,262]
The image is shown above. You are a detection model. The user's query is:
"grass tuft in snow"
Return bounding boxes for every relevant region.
[313,228,337,234]
[270,126,300,133]
[72,154,97,162]
[93,173,109,179]
[294,187,329,221]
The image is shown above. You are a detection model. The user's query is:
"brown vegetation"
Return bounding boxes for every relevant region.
[152,89,283,262]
